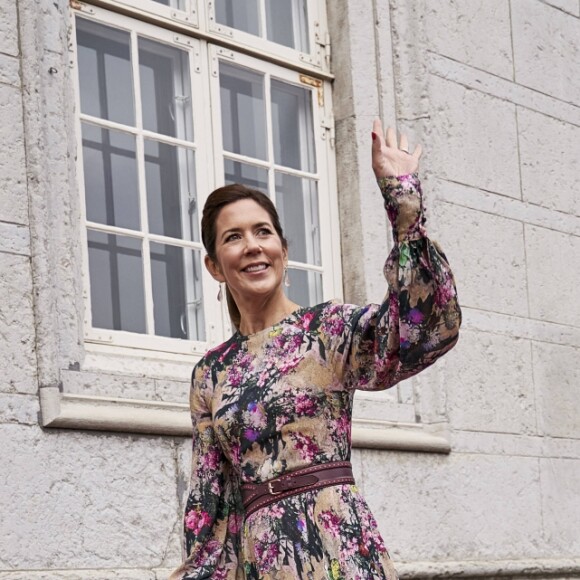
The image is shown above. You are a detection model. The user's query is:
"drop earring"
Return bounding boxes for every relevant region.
[284,267,291,288]
[217,283,223,302]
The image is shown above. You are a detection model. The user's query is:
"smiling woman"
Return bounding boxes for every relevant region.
[200,184,297,334]
[170,121,462,580]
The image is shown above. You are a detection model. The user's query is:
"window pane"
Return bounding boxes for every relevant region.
[271,79,315,172]
[275,173,321,266]
[220,62,267,160]
[82,123,140,231]
[76,18,135,126]
[224,159,268,191]
[145,140,198,241]
[215,0,260,36]
[88,231,146,333]
[266,0,309,52]
[151,243,205,341]
[286,269,322,307]
[139,38,193,141]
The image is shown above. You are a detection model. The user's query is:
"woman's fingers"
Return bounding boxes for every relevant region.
[399,133,409,153]
[412,143,423,159]
[385,126,397,148]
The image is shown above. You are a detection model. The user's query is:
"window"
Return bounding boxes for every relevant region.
[72,2,338,356]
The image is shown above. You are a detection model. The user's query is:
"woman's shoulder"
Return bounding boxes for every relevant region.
[191,333,240,384]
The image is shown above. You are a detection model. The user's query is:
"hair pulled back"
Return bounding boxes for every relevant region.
[201,183,288,330]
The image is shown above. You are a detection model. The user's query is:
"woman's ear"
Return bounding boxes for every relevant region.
[205,255,225,283]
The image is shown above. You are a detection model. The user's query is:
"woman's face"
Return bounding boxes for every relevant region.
[206,199,288,304]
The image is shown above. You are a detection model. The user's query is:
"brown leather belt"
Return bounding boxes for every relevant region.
[241,461,355,518]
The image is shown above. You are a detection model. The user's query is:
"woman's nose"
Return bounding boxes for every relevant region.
[244,235,262,253]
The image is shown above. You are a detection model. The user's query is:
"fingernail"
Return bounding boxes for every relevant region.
[371,132,377,141]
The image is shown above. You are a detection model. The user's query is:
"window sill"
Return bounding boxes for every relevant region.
[40,388,450,453]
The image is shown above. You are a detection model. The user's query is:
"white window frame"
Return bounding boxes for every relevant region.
[73,8,222,358]
[205,0,327,70]
[90,0,200,27]
[72,3,340,363]
[208,47,340,324]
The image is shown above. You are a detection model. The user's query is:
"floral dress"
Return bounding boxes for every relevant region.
[170,174,461,580]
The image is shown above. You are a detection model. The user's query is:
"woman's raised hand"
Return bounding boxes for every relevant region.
[371,118,422,179]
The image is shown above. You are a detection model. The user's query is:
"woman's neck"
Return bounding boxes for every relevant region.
[237,293,300,336]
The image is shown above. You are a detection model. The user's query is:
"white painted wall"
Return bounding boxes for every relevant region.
[0,0,579,578]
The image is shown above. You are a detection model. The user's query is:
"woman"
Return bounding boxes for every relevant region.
[170,120,461,579]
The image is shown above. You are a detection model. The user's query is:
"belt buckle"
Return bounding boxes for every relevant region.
[267,481,281,495]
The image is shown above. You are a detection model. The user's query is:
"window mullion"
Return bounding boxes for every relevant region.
[258,0,267,42]
[131,29,155,336]
[264,70,275,200]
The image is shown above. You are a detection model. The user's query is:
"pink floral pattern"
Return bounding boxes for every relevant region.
[170,174,461,580]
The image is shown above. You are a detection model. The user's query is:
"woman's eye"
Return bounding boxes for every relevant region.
[258,228,272,236]
[225,233,241,242]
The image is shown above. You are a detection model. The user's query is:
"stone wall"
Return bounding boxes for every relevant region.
[329,0,580,577]
[0,0,579,578]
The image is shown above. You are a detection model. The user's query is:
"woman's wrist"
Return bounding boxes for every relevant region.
[378,173,426,242]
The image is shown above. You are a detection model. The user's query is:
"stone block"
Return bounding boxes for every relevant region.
[429,76,520,199]
[512,0,580,105]
[62,370,157,401]
[541,0,580,18]
[335,116,391,306]
[425,0,513,79]
[0,393,39,425]
[0,0,19,56]
[519,107,580,217]
[0,53,20,88]
[0,424,180,570]
[0,222,30,256]
[429,200,528,317]
[360,451,543,561]
[533,342,580,439]
[442,329,536,434]
[0,253,37,395]
[154,379,190,405]
[0,85,28,226]
[327,0,379,121]
[541,458,580,555]
[525,225,580,328]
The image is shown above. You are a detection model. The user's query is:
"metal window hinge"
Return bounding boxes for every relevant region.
[173,35,201,72]
[170,9,197,26]
[300,74,324,107]
[321,115,335,149]
[211,47,235,77]
[207,1,234,37]
[315,24,331,68]
[70,0,94,14]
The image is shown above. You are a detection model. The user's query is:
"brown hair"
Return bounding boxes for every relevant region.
[201,183,288,330]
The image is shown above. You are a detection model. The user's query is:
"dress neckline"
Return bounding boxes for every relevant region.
[235,304,312,339]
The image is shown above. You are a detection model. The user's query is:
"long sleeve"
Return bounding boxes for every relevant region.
[169,365,243,580]
[325,173,461,391]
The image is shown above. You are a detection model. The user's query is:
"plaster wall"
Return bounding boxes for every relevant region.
[0,0,579,578]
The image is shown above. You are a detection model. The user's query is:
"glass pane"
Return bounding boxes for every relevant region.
[271,79,315,172]
[76,18,135,126]
[150,0,185,9]
[139,38,193,141]
[224,159,268,191]
[151,243,205,341]
[87,231,146,333]
[275,173,321,266]
[220,62,267,160]
[286,269,322,307]
[215,0,260,36]
[145,140,198,241]
[82,123,140,231]
[266,0,309,52]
